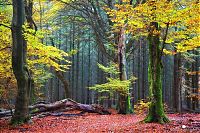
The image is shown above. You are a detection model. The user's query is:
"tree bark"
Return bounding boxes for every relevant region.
[50,38,70,99]
[0,99,111,117]
[54,70,70,98]
[71,20,75,99]
[117,27,132,114]
[29,99,111,115]
[144,22,169,123]
[191,50,199,110]
[173,53,182,112]
[185,64,192,110]
[24,0,35,105]
[11,0,30,124]
[86,32,91,104]
[76,34,80,102]
[81,39,85,103]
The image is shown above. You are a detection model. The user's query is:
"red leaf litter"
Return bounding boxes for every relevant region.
[0,111,200,133]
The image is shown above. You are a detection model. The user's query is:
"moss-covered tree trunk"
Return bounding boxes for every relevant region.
[144,22,169,124]
[11,0,30,124]
[118,27,132,114]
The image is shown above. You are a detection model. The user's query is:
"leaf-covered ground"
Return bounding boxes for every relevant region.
[0,111,200,133]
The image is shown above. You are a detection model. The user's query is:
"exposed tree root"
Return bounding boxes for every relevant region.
[144,114,170,124]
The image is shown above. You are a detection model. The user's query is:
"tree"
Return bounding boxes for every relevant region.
[191,50,199,110]
[173,53,182,112]
[61,0,135,113]
[144,21,169,123]
[11,0,30,124]
[184,50,200,111]
[117,27,133,114]
[0,0,72,124]
[108,0,200,123]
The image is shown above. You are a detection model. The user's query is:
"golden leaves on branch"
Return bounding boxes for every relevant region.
[107,0,200,54]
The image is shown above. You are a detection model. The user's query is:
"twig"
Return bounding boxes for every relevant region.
[0,3,12,5]
[160,22,170,58]
[0,46,11,51]
[0,23,12,30]
[25,4,37,33]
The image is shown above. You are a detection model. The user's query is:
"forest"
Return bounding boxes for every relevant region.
[0,0,200,132]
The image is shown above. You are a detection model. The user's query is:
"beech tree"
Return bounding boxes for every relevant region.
[61,0,135,113]
[0,0,71,124]
[11,0,30,124]
[107,0,200,123]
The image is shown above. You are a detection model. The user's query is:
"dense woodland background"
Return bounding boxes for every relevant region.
[0,0,199,120]
[38,0,200,112]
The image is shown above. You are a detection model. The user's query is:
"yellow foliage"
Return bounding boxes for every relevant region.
[0,11,17,98]
[90,63,136,95]
[107,0,200,53]
[163,49,176,55]
[33,0,65,24]
[0,21,71,99]
[134,100,150,115]
[90,77,132,95]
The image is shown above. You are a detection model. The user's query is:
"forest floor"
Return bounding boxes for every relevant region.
[0,110,200,133]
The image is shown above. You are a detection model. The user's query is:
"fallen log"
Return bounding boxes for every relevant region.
[0,109,14,117]
[30,98,111,115]
[29,99,71,113]
[0,99,111,118]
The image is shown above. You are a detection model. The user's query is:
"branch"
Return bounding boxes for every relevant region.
[160,22,170,57]
[25,5,37,32]
[130,0,133,5]
[57,0,114,61]
[0,3,12,5]
[0,46,11,51]
[0,23,12,30]
[30,18,37,32]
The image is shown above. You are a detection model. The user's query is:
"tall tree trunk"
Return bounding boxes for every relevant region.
[173,53,182,112]
[54,70,70,98]
[142,38,146,99]
[118,27,132,114]
[50,38,70,99]
[76,34,80,102]
[69,23,72,98]
[137,42,141,100]
[86,33,91,104]
[192,50,199,110]
[185,63,192,110]
[24,0,35,104]
[81,40,85,103]
[144,22,169,123]
[11,0,30,124]
[71,21,75,99]
[96,48,101,104]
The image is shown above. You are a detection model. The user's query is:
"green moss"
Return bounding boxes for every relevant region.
[127,94,133,113]
[10,115,31,125]
[30,108,39,114]
[144,22,170,124]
